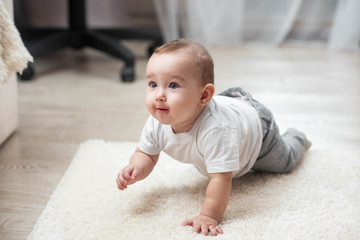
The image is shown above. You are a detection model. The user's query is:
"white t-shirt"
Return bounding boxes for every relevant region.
[138,95,263,178]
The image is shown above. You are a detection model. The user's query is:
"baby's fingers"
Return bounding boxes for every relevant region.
[182,219,193,226]
[182,219,202,234]
[122,167,133,180]
[200,225,223,236]
[201,225,209,236]
[116,172,129,190]
[209,225,223,236]
[124,165,138,182]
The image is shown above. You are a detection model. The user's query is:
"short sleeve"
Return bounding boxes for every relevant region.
[138,117,161,155]
[201,127,240,173]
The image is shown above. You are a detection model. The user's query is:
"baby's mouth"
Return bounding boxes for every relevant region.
[156,108,169,112]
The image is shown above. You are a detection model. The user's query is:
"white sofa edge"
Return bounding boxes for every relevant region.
[0,73,18,146]
[0,0,18,147]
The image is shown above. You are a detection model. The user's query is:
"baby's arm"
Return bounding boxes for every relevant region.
[116,147,159,190]
[182,172,232,236]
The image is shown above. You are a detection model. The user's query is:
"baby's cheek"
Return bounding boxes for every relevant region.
[145,97,153,110]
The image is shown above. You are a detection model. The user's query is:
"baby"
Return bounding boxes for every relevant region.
[116,39,310,236]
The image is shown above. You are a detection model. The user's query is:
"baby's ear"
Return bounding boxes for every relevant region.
[200,84,215,105]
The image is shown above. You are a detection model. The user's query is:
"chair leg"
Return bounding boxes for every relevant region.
[96,28,163,57]
[17,30,73,80]
[85,30,135,82]
[26,31,73,58]
[85,31,135,66]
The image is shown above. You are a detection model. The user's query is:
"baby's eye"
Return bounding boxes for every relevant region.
[169,82,179,89]
[149,81,157,88]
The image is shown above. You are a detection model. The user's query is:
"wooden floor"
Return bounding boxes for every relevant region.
[0,42,359,239]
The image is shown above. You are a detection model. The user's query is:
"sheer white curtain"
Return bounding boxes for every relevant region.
[153,0,359,51]
[329,0,360,51]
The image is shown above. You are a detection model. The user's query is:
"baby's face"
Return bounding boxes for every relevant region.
[145,52,204,133]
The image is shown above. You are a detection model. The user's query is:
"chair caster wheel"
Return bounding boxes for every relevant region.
[17,62,35,81]
[121,66,135,82]
[147,41,163,58]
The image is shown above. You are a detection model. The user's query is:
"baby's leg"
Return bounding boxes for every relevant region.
[219,87,309,173]
[252,128,309,173]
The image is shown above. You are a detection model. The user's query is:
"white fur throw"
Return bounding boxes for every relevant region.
[0,0,33,85]
[27,140,360,240]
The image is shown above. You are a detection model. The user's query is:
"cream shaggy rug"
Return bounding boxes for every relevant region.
[27,140,360,240]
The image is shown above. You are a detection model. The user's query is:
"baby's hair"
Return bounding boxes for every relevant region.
[154,39,214,85]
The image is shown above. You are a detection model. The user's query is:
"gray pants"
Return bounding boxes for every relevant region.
[219,87,308,173]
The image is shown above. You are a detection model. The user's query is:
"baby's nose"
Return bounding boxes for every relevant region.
[155,90,166,102]
[156,95,166,102]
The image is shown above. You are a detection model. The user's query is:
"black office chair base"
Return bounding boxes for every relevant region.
[17,58,137,82]
[17,29,162,82]
[15,0,163,82]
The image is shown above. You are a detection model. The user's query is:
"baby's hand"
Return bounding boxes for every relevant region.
[116,164,139,190]
[182,215,223,236]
